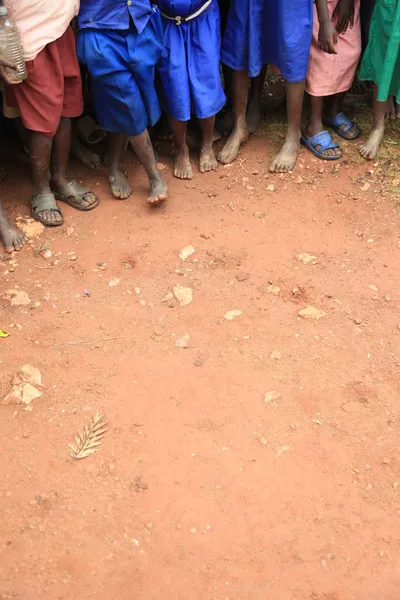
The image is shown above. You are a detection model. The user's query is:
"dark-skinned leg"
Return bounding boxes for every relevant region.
[270,79,304,173]
[199,115,218,173]
[129,128,168,204]
[360,85,387,160]
[218,69,249,164]
[108,132,132,199]
[29,131,62,224]
[305,95,341,158]
[51,117,97,207]
[169,117,193,180]
[247,65,267,134]
[0,198,25,253]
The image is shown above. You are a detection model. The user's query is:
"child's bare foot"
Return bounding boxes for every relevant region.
[174,147,193,180]
[269,133,301,173]
[0,217,25,253]
[360,126,385,160]
[148,171,168,205]
[70,135,101,169]
[108,169,132,200]
[200,145,218,173]
[218,123,249,164]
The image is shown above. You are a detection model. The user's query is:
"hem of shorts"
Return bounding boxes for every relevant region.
[165,97,226,122]
[220,55,263,79]
[305,84,352,97]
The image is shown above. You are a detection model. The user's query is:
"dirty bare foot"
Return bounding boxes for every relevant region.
[360,126,385,160]
[174,146,193,180]
[200,145,218,173]
[108,169,132,200]
[218,122,249,164]
[0,216,26,253]
[70,135,101,169]
[148,171,168,205]
[269,133,301,173]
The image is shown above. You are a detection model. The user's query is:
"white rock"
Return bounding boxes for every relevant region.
[179,245,195,261]
[109,278,120,287]
[264,391,282,403]
[298,306,326,320]
[173,285,193,306]
[21,383,42,405]
[175,334,190,348]
[18,364,42,387]
[296,253,317,265]
[224,310,242,321]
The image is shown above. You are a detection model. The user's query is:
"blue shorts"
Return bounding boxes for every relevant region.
[157,0,226,121]
[77,13,163,136]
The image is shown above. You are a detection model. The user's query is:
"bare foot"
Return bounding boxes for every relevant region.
[148,171,168,205]
[0,218,26,253]
[200,145,218,173]
[174,146,193,180]
[269,134,300,173]
[108,170,132,200]
[70,136,101,169]
[247,103,261,134]
[386,96,396,119]
[360,126,385,160]
[217,123,249,164]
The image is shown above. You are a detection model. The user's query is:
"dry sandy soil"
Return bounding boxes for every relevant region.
[1,103,400,600]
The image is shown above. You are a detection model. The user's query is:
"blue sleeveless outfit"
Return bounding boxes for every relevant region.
[221,0,313,83]
[157,0,226,121]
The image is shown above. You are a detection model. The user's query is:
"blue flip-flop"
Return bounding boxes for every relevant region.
[301,131,342,161]
[323,111,361,140]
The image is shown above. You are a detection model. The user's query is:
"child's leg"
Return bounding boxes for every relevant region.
[108,132,132,199]
[305,96,342,158]
[199,115,218,173]
[269,80,304,173]
[247,65,267,134]
[218,69,249,164]
[0,198,25,253]
[129,129,168,204]
[169,118,193,180]
[360,86,387,159]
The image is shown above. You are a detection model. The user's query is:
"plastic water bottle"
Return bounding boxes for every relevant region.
[0,6,27,83]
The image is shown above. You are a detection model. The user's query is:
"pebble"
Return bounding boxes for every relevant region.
[264,391,282,403]
[224,310,242,321]
[393,482,399,489]
[354,318,362,325]
[194,359,203,367]
[259,436,268,446]
[266,184,275,192]
[296,253,317,265]
[254,211,265,219]
[43,250,52,259]
[276,445,290,459]
[179,245,195,261]
[69,254,77,262]
[109,279,120,287]
[173,285,193,306]
[368,284,378,292]
[361,182,371,192]
[385,295,391,302]
[236,273,250,282]
[366,483,373,491]
[267,285,281,295]
[294,175,304,184]
[190,528,197,534]
[298,306,326,320]
[66,226,75,236]
[270,350,281,360]
[175,334,190,348]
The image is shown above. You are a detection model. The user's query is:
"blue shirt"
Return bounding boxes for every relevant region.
[77,0,153,34]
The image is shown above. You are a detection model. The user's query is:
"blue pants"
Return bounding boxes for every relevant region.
[157,0,226,121]
[221,0,313,83]
[77,13,163,137]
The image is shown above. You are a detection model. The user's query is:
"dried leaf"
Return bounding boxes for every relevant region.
[69,413,108,460]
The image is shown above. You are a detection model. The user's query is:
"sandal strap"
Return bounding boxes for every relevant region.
[307,131,338,152]
[329,112,355,134]
[55,179,90,198]
[30,193,61,213]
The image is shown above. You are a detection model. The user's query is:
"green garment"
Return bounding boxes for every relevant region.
[359,0,400,101]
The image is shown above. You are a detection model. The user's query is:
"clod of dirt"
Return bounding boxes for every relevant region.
[236,273,250,282]
[179,245,195,261]
[175,334,190,348]
[296,253,317,265]
[173,285,193,306]
[15,216,44,238]
[267,285,281,295]
[361,182,370,192]
[270,350,281,360]
[276,445,290,459]
[5,289,31,307]
[298,306,326,320]
[2,364,43,406]
[264,391,282,403]
[224,310,243,321]
[109,279,120,287]
[266,184,275,192]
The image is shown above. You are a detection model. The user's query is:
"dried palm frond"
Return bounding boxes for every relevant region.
[69,412,108,459]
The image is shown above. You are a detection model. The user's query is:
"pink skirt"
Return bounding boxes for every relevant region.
[306,0,361,97]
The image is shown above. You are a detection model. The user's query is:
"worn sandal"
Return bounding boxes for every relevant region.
[323,112,361,140]
[53,180,99,211]
[30,192,64,227]
[301,131,342,161]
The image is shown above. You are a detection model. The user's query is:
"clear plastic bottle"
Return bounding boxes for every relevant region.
[0,6,27,83]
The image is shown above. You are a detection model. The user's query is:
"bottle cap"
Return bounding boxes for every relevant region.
[0,6,8,16]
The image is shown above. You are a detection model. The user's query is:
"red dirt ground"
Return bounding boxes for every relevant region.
[1,129,400,600]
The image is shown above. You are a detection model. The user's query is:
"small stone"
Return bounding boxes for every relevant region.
[382,457,390,465]
[109,279,120,287]
[369,284,378,292]
[321,559,327,568]
[294,175,304,184]
[296,253,317,265]
[267,285,281,295]
[224,310,242,321]
[354,318,362,325]
[139,299,146,306]
[292,287,301,296]
[276,445,290,459]
[190,528,197,534]
[270,350,281,360]
[179,245,195,261]
[266,184,275,192]
[385,295,391,302]
[5,289,31,306]
[236,273,250,282]
[69,254,77,262]
[393,482,399,489]
[200,233,210,240]
[298,306,326,320]
[66,226,74,236]
[254,211,265,219]
[259,436,268,446]
[194,359,203,367]
[175,334,190,348]
[264,391,282,403]
[361,182,370,192]
[173,285,193,306]
[43,250,52,259]
[366,483,373,491]
[156,162,167,171]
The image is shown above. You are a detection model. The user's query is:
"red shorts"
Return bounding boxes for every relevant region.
[5,26,83,137]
